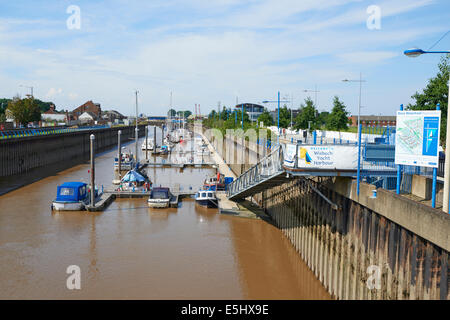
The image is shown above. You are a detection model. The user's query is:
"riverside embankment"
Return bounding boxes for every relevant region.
[204,128,450,300]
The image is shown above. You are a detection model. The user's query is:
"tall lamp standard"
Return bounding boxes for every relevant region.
[342,73,366,196]
[20,85,34,98]
[303,85,320,108]
[404,48,450,213]
[262,91,290,145]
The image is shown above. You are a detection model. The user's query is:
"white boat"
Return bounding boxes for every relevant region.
[195,189,218,208]
[148,187,171,208]
[52,182,98,211]
[141,140,154,150]
[196,146,210,156]
[115,148,135,170]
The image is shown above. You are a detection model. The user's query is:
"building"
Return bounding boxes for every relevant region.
[235,103,265,122]
[101,110,126,122]
[78,111,97,124]
[72,101,101,120]
[349,115,396,127]
[148,116,167,121]
[41,104,66,122]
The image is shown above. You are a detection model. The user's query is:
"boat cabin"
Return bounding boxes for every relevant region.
[150,187,170,200]
[56,182,88,202]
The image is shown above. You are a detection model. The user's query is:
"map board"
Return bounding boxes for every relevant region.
[395,110,441,168]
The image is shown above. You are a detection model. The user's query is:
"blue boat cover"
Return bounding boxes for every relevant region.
[56,182,87,202]
[121,170,146,183]
[150,187,169,199]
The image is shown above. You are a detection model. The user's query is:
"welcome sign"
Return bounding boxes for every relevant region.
[284,145,358,170]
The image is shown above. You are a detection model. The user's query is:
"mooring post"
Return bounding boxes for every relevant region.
[135,127,139,163]
[161,126,164,147]
[153,126,157,154]
[145,126,148,160]
[118,130,122,175]
[313,130,317,145]
[90,134,95,207]
[396,104,403,195]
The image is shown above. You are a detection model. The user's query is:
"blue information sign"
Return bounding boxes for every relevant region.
[422,117,439,157]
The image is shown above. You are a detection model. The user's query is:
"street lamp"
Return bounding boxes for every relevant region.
[343,73,366,196]
[404,47,450,212]
[342,73,366,130]
[303,85,320,108]
[262,91,290,145]
[20,85,34,98]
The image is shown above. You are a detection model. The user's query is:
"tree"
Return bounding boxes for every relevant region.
[7,96,41,126]
[278,105,291,128]
[408,55,449,145]
[220,106,229,121]
[168,109,176,117]
[176,110,192,118]
[326,96,349,131]
[208,110,217,119]
[294,98,318,130]
[317,111,330,128]
[257,109,273,127]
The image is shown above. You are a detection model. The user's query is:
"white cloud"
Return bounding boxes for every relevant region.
[0,0,444,116]
[337,51,399,64]
[68,93,78,100]
[45,88,63,99]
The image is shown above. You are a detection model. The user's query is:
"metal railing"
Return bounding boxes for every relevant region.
[227,145,284,198]
[0,125,111,140]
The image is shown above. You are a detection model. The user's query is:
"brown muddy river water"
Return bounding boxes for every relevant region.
[0,132,330,299]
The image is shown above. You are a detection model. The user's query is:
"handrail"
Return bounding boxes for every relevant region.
[227,145,284,197]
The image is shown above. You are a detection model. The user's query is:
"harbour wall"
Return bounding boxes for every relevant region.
[206,130,450,300]
[0,125,145,178]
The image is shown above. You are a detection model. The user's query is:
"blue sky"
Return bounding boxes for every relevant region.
[0,0,449,117]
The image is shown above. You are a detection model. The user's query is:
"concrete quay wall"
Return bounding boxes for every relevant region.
[206,130,449,299]
[0,125,145,177]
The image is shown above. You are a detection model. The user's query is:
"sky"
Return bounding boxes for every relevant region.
[0,0,449,117]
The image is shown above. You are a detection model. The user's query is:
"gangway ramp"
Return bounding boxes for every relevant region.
[227,143,397,200]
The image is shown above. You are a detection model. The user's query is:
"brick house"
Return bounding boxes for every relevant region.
[72,101,101,120]
[349,115,396,127]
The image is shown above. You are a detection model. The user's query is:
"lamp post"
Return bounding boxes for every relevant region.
[404,48,450,212]
[20,85,34,98]
[303,85,320,108]
[262,92,290,145]
[343,73,366,196]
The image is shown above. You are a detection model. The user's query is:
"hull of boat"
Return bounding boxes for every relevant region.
[195,199,217,208]
[147,199,170,208]
[114,162,134,170]
[52,201,85,211]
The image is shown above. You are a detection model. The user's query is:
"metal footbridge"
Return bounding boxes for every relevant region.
[227,142,397,200]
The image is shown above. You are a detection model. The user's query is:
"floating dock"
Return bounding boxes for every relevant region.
[216,192,271,221]
[85,193,116,212]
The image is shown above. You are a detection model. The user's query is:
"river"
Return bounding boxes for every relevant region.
[0,128,330,299]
